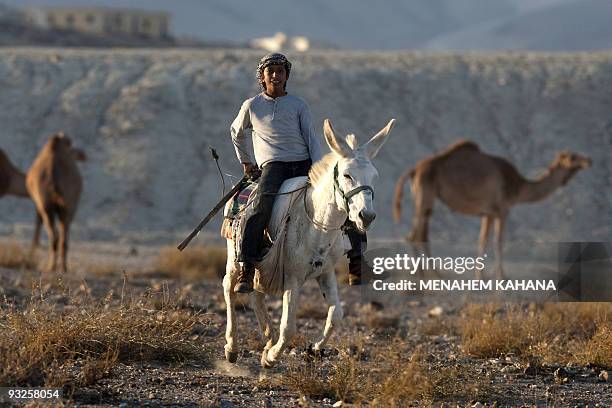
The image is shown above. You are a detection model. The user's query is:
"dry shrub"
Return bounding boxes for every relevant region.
[459,303,535,358]
[154,245,226,280]
[281,341,490,405]
[0,240,38,270]
[283,351,363,402]
[459,302,612,364]
[576,324,612,368]
[370,347,491,406]
[0,300,210,388]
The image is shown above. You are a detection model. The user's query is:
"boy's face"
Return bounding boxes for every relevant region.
[262,64,287,93]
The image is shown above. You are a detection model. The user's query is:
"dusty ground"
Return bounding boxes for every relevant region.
[0,240,610,407]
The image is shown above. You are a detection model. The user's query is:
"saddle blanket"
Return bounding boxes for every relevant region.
[221,176,309,294]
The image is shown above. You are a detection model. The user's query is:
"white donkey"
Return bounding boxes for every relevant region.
[223,118,395,368]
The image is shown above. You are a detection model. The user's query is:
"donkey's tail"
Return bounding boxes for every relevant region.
[393,167,415,222]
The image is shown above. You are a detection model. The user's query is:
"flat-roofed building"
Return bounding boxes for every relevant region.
[25,7,170,39]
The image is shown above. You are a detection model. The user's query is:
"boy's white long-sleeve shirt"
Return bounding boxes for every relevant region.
[230,92,323,167]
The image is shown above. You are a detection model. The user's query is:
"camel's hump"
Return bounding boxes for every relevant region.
[445,140,480,153]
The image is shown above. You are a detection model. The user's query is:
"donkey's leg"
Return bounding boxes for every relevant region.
[261,284,299,368]
[250,291,275,352]
[314,268,343,351]
[223,251,239,363]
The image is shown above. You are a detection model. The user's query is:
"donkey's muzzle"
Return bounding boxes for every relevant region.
[359,210,376,228]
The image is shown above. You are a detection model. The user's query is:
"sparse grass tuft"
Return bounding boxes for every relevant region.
[459,303,535,358]
[281,341,492,405]
[154,245,226,280]
[370,347,492,406]
[0,240,38,270]
[458,302,612,365]
[0,299,211,389]
[577,324,612,369]
[283,350,363,402]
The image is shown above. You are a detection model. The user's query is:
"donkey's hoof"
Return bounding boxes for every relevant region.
[261,350,276,369]
[225,349,238,363]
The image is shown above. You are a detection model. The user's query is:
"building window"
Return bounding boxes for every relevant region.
[142,18,151,30]
[86,14,95,24]
[66,14,75,27]
[47,15,55,25]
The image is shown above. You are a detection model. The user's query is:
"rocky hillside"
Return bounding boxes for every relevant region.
[0,48,609,246]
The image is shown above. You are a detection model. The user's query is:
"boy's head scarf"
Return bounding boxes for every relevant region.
[256,53,292,87]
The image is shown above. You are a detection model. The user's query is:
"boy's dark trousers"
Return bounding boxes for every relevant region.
[240,159,312,263]
[345,220,367,285]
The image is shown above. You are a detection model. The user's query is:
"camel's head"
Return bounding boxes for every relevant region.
[323,118,395,232]
[50,132,73,151]
[71,148,87,162]
[552,151,592,185]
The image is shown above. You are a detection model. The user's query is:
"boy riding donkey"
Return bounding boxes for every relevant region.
[230,53,367,293]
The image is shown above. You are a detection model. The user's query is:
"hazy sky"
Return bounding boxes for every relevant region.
[3,0,606,51]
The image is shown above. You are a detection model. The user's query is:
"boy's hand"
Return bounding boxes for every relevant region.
[242,162,259,176]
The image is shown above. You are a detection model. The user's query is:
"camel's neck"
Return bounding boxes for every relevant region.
[516,166,571,204]
[8,170,28,197]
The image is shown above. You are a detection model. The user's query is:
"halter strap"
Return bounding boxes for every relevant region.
[333,163,374,211]
[303,184,345,231]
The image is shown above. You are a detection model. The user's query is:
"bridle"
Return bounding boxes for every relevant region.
[304,162,375,231]
[332,163,374,212]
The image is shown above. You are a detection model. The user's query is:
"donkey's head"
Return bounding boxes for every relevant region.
[323,118,395,232]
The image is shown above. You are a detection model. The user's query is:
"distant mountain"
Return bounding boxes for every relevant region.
[0,49,608,243]
[3,0,605,50]
[425,0,612,51]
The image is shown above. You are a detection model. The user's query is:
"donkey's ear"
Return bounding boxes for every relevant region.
[363,119,395,159]
[323,119,353,158]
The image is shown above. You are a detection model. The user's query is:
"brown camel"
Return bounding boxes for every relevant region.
[393,140,591,279]
[26,132,85,272]
[0,149,29,199]
[0,149,40,249]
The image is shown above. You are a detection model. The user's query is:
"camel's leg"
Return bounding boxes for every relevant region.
[476,215,493,280]
[261,283,299,368]
[408,180,435,276]
[223,257,239,363]
[494,215,507,279]
[313,268,343,351]
[57,210,72,273]
[250,290,275,353]
[40,208,57,272]
[31,212,42,251]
